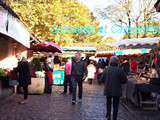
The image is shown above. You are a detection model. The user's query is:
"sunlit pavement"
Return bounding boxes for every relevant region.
[0,83,159,120]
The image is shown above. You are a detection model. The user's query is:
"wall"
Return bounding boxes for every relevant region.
[0,37,27,70]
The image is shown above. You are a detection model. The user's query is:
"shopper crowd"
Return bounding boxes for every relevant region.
[4,52,160,120]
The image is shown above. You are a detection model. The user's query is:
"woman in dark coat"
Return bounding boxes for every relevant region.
[101,56,127,120]
[17,57,31,104]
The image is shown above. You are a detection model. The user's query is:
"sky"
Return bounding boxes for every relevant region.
[79,0,159,40]
[79,0,124,40]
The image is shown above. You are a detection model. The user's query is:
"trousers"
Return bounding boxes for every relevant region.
[71,76,83,101]
[23,85,28,100]
[106,96,120,120]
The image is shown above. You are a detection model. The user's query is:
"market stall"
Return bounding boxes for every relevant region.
[62,46,96,58]
[95,51,114,57]
[29,42,62,93]
[112,37,160,109]
[124,75,160,109]
[113,37,160,49]
[30,42,62,53]
[115,49,151,56]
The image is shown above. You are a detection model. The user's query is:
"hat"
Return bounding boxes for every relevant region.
[110,56,119,63]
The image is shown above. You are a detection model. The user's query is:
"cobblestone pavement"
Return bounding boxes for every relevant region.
[0,83,156,120]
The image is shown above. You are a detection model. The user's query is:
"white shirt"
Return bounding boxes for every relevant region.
[150,68,159,78]
[87,64,96,79]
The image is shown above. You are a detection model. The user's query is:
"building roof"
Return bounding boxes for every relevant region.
[0,1,41,45]
[112,37,160,49]
[0,1,19,18]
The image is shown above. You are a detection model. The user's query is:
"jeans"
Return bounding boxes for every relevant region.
[71,76,83,101]
[64,75,72,94]
[106,96,120,120]
[23,85,28,100]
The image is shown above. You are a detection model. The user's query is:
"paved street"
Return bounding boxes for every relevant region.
[0,83,159,120]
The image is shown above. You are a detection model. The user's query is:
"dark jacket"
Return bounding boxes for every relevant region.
[121,62,130,75]
[17,60,31,86]
[101,63,128,97]
[71,58,87,78]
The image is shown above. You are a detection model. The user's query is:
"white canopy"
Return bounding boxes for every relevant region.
[112,37,160,49]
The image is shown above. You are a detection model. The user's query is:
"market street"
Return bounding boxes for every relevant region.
[0,83,159,120]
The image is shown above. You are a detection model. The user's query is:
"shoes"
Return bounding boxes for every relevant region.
[106,114,110,120]
[19,100,27,104]
[72,100,76,105]
[61,92,67,95]
[78,99,82,103]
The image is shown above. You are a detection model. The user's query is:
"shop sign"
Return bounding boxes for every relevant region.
[53,70,64,85]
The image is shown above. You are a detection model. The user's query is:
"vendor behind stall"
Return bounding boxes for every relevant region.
[43,57,53,94]
[120,59,130,75]
[150,64,160,85]
[54,56,61,65]
[130,58,138,73]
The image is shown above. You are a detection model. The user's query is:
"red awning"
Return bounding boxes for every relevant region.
[30,42,62,53]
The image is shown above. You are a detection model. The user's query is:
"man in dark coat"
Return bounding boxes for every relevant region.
[101,56,127,120]
[120,60,130,75]
[71,52,87,105]
[17,57,31,104]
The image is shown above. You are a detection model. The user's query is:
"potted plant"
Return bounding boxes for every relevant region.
[30,58,45,78]
[0,68,5,77]
[29,58,45,94]
[0,68,9,88]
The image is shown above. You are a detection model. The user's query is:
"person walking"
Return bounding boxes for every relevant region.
[17,57,31,104]
[71,52,87,105]
[63,58,72,94]
[101,56,128,120]
[87,61,96,84]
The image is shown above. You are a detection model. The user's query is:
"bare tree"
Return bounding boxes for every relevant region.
[95,0,159,39]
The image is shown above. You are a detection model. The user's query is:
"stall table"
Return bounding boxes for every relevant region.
[123,76,160,109]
